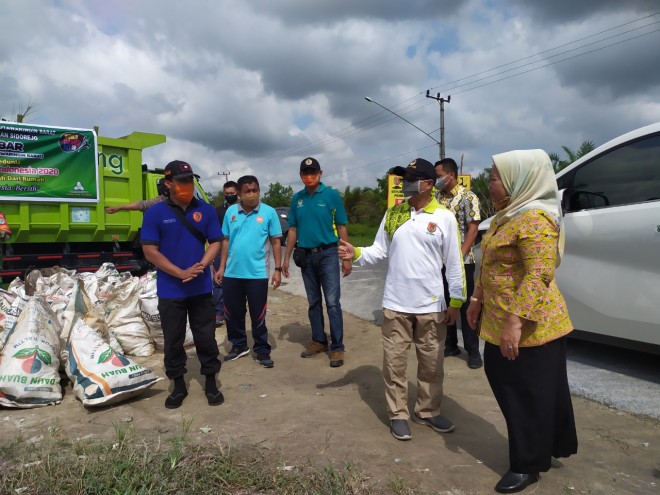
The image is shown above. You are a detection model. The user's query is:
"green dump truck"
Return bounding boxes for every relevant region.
[0,122,208,281]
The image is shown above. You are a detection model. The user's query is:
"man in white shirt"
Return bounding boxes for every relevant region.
[339,158,466,441]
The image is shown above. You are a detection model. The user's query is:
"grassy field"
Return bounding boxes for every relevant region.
[347,223,379,248]
[0,420,415,495]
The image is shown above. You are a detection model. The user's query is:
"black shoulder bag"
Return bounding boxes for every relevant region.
[168,204,207,245]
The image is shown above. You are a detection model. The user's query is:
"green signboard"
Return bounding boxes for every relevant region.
[0,122,99,202]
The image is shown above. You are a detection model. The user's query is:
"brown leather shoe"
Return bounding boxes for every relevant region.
[329,350,344,368]
[301,341,329,358]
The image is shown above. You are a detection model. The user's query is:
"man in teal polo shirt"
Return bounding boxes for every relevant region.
[215,175,282,368]
[282,157,352,368]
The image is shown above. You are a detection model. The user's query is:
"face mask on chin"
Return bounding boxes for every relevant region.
[241,191,260,208]
[174,182,194,203]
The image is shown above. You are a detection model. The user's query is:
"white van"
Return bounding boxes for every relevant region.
[555,122,660,351]
[476,123,660,352]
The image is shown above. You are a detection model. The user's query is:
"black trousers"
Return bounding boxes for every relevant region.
[222,277,271,356]
[443,263,479,354]
[484,337,578,473]
[158,293,221,380]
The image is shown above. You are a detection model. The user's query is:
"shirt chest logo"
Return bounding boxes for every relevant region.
[193,212,202,222]
[256,216,264,224]
[427,222,438,234]
[297,199,304,207]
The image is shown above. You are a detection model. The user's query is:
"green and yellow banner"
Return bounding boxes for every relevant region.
[0,122,98,202]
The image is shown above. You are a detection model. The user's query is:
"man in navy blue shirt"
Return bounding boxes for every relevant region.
[141,160,224,409]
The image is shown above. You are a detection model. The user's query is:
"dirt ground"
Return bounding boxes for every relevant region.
[3,289,659,494]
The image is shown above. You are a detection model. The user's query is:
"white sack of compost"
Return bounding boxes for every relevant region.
[104,277,154,356]
[95,262,120,282]
[60,280,122,367]
[7,277,25,295]
[0,295,62,408]
[138,272,195,350]
[65,317,161,407]
[77,272,100,305]
[96,263,132,302]
[0,284,31,348]
[22,268,75,327]
[45,268,77,298]
[0,289,18,346]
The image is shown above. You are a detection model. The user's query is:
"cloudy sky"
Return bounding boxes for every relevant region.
[2,0,659,194]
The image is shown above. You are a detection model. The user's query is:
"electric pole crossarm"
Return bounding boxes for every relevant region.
[425,90,451,160]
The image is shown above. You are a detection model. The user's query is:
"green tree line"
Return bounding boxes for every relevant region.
[210,141,594,230]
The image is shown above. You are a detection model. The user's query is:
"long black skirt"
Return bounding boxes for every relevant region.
[484,336,578,473]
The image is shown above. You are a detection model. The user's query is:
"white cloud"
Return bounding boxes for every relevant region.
[1,0,658,196]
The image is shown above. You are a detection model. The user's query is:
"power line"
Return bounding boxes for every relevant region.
[451,27,660,96]
[427,11,660,94]
[250,12,660,171]
[435,20,660,95]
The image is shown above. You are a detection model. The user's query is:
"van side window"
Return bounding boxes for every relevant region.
[567,133,660,211]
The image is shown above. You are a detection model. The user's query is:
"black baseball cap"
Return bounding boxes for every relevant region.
[164,160,194,179]
[392,158,436,181]
[300,157,321,172]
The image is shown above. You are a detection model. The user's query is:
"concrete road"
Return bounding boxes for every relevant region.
[279,261,660,419]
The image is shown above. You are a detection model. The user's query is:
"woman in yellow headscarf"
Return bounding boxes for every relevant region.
[467,149,577,493]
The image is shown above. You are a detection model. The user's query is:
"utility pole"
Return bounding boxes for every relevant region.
[217,171,230,182]
[425,90,450,160]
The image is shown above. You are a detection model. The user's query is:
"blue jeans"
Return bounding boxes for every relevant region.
[300,246,344,351]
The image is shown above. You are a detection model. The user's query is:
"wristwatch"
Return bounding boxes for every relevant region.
[274,267,283,272]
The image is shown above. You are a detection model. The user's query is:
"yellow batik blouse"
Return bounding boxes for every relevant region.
[477,209,573,347]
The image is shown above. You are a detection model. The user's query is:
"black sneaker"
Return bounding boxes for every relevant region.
[390,419,412,441]
[255,354,274,368]
[444,346,461,357]
[412,414,455,433]
[224,346,250,362]
[468,352,483,369]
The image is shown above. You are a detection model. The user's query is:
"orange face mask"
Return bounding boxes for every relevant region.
[174,182,194,203]
[302,174,320,187]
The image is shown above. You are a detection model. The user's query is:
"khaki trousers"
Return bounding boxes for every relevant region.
[381,308,447,420]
